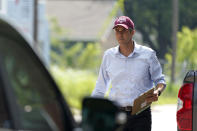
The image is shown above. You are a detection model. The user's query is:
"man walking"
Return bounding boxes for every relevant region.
[91,16,166,131]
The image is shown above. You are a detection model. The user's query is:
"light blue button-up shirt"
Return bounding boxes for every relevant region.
[91,41,166,107]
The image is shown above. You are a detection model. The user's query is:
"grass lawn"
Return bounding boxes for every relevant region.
[153,96,178,105]
[153,85,179,105]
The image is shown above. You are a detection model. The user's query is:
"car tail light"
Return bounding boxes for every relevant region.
[177,83,193,131]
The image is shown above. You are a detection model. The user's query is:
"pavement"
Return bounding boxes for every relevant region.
[73,104,177,131]
[152,104,177,131]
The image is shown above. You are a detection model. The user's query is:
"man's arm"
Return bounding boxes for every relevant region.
[146,51,166,102]
[91,52,110,97]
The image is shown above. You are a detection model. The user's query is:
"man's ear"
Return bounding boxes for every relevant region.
[132,29,135,35]
[130,29,135,36]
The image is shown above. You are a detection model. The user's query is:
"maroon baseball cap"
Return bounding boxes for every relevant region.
[113,16,134,29]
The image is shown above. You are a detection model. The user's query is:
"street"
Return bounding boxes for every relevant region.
[152,104,177,131]
[74,104,177,131]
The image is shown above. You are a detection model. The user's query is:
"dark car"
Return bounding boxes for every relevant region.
[0,17,125,131]
[177,70,197,131]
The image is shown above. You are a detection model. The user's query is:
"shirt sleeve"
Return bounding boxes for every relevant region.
[149,51,166,88]
[91,52,110,97]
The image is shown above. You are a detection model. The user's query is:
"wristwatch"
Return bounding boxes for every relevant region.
[158,90,162,96]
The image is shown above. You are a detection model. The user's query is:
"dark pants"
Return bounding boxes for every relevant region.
[123,107,152,131]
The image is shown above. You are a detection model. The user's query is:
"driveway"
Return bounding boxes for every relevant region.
[152,104,177,131]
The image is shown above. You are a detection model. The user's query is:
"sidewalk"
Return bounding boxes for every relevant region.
[152,104,177,131]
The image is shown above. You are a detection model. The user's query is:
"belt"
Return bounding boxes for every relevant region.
[120,106,133,112]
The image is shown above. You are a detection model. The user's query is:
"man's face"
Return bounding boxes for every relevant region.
[114,26,134,45]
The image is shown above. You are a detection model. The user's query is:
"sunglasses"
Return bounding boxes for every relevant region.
[114,27,132,33]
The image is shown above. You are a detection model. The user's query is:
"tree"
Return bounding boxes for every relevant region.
[171,0,179,83]
[123,0,197,60]
[165,27,197,81]
[179,0,197,30]
[176,27,197,69]
[124,0,172,60]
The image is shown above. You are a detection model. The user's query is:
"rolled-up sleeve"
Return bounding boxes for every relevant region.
[91,52,110,97]
[149,51,166,87]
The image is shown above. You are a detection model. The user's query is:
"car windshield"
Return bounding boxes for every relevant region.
[0,36,65,131]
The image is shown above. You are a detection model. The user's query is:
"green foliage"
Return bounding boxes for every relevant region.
[77,43,101,69]
[124,0,172,59]
[48,17,102,109]
[179,0,197,29]
[176,27,197,68]
[50,66,96,109]
[124,0,197,60]
[154,82,180,105]
[49,17,102,70]
[163,82,179,97]
[165,27,197,82]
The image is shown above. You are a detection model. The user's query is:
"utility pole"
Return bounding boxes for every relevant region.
[33,0,38,51]
[171,0,179,83]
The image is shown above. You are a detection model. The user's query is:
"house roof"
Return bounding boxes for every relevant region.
[46,0,117,41]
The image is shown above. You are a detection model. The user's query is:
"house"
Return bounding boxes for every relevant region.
[46,0,123,51]
[0,0,50,67]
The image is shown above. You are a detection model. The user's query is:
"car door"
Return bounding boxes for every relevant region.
[0,64,11,130]
[0,17,76,131]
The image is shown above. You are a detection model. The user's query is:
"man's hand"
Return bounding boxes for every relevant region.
[146,90,159,103]
[146,83,165,103]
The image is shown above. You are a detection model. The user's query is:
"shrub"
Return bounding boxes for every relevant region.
[50,66,97,109]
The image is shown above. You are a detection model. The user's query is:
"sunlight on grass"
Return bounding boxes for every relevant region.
[153,96,178,105]
[153,83,180,105]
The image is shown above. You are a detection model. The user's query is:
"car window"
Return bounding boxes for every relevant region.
[0,78,11,128]
[0,36,65,131]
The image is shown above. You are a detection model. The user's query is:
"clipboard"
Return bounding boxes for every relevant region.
[132,88,154,115]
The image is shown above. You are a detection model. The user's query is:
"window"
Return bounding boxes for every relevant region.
[0,36,65,131]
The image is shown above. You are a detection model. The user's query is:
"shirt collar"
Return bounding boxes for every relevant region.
[133,41,141,53]
[114,40,141,57]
